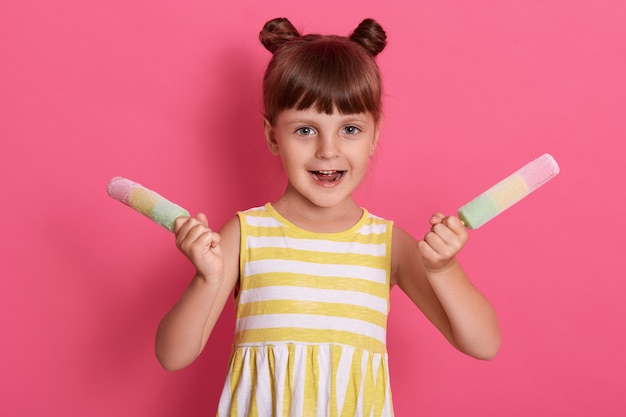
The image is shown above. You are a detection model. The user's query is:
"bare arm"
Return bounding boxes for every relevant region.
[155,214,240,371]
[391,214,501,360]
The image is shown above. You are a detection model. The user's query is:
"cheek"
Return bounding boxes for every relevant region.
[357,146,375,163]
[278,150,304,173]
[350,152,373,175]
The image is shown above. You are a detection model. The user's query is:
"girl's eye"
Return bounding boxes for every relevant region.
[295,127,316,136]
[343,125,360,135]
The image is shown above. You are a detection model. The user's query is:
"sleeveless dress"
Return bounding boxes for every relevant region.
[217,204,395,417]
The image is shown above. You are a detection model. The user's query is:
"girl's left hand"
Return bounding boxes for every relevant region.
[417,213,468,273]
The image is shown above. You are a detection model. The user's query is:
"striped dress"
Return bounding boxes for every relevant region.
[217,204,394,417]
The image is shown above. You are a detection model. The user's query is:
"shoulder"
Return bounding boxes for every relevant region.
[219,215,241,237]
[219,203,271,242]
[237,204,281,228]
[355,211,394,248]
[361,209,393,230]
[237,204,269,219]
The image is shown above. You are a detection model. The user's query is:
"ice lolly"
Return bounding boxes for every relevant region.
[458,153,560,229]
[107,177,190,232]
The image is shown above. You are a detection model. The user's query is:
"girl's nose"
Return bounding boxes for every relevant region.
[316,136,341,159]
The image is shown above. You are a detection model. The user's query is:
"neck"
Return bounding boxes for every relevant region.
[271,187,363,233]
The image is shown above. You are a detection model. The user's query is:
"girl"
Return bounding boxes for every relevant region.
[156,17,500,417]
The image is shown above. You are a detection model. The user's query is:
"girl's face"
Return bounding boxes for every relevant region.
[264,107,379,210]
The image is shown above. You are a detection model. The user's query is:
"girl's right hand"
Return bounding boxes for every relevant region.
[174,213,224,282]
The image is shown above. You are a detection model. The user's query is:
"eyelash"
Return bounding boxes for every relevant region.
[343,125,360,135]
[294,126,361,136]
[295,127,315,136]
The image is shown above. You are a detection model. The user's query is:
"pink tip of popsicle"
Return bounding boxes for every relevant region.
[518,154,560,191]
[107,176,136,204]
[458,153,560,229]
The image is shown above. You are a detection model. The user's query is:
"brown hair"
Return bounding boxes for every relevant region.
[259,18,387,126]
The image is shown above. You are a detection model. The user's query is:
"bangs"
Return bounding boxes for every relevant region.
[264,36,382,124]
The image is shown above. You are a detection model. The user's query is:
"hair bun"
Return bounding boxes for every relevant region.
[259,17,301,54]
[349,18,387,57]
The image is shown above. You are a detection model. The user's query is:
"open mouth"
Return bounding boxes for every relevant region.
[310,170,345,182]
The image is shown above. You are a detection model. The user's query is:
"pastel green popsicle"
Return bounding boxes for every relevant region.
[107,176,189,232]
[458,154,560,229]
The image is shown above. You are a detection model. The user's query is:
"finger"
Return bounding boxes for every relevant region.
[429,212,445,226]
[430,222,457,244]
[442,216,469,245]
[424,225,464,258]
[442,216,463,232]
[174,216,190,234]
[175,217,207,248]
[423,229,445,251]
[208,232,221,248]
[188,227,221,249]
[417,239,438,259]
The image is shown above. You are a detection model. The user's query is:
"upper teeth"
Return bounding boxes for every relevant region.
[317,170,335,174]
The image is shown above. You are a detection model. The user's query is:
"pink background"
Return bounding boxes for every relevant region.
[2,0,625,415]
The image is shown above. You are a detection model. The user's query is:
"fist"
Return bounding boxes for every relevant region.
[417,213,468,272]
[174,213,224,281]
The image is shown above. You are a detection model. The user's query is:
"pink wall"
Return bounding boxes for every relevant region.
[2,0,625,415]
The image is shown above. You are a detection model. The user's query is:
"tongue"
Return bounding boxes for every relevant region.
[315,171,341,182]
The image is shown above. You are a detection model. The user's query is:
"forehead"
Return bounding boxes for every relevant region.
[276,107,375,126]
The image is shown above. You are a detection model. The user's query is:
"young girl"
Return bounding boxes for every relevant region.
[156,17,500,417]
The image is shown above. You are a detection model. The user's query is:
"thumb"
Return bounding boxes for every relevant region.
[197,212,209,226]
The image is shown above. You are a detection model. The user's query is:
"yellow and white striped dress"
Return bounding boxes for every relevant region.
[217,204,394,417]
